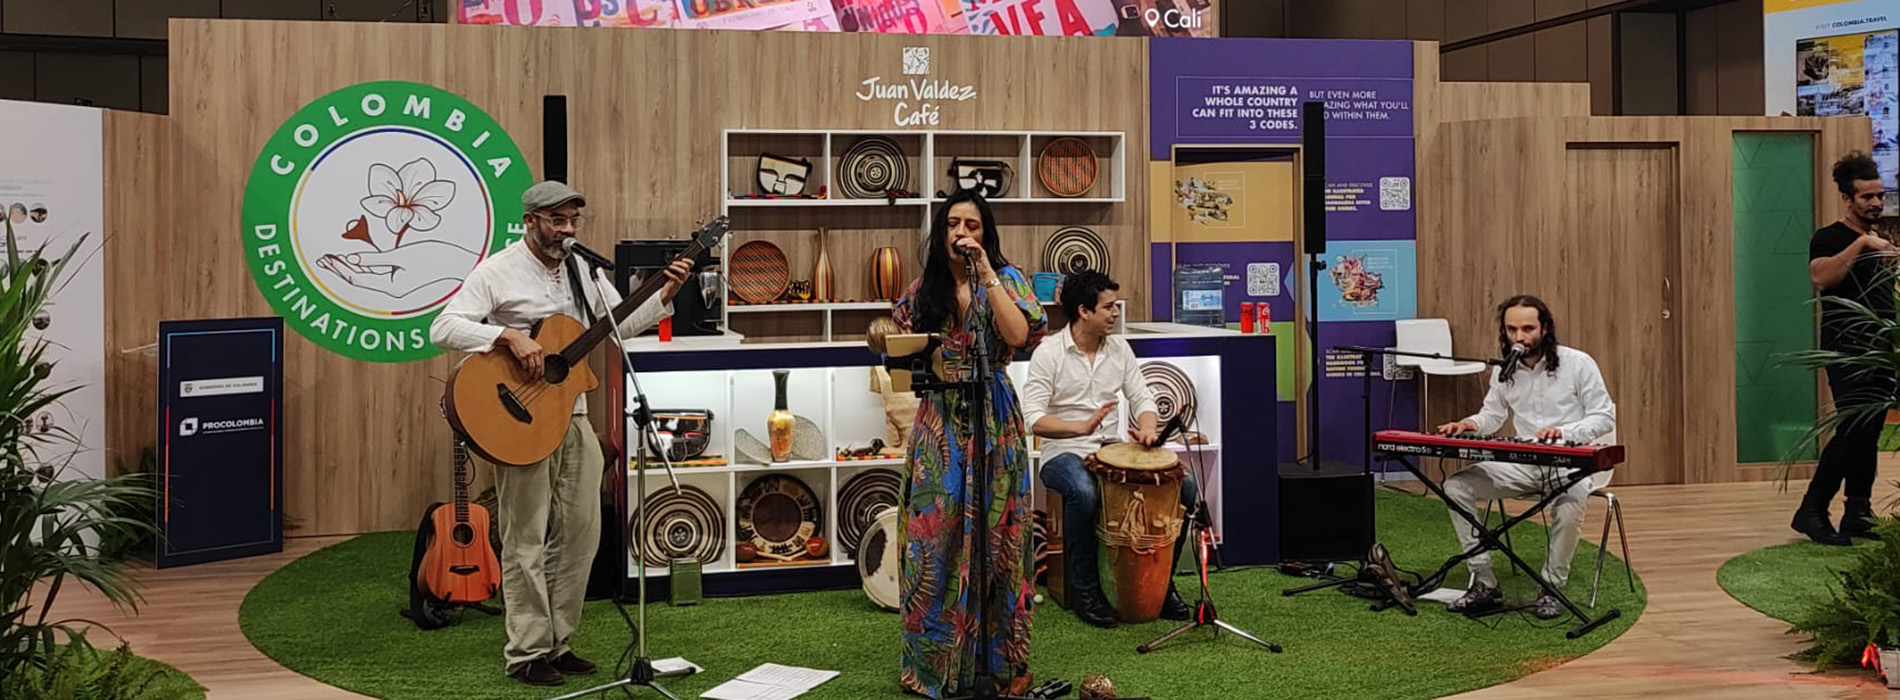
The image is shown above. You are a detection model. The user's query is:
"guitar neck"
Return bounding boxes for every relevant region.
[452,437,470,523]
[559,240,705,363]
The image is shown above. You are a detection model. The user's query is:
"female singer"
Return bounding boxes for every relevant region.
[893,190,1046,698]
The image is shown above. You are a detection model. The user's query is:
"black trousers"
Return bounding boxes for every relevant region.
[1802,364,1897,511]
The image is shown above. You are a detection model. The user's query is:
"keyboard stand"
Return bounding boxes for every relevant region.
[1385,455,1621,639]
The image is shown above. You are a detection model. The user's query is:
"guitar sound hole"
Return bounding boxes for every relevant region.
[452,523,475,546]
[543,355,571,384]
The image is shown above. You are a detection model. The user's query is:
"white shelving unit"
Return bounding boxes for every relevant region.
[624,352,1224,579]
[719,129,1127,341]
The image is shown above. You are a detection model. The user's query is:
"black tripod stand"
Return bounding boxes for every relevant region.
[1138,497,1282,654]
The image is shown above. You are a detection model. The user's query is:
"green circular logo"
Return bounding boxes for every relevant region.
[241,81,530,363]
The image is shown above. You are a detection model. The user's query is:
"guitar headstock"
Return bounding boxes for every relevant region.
[693,216,730,252]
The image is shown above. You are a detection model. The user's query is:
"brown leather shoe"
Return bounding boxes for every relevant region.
[550,651,598,676]
[511,659,564,687]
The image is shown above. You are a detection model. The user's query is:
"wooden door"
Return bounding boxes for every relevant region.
[1560,146,1683,484]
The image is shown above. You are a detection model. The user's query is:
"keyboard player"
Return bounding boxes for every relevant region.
[1432,295,1617,619]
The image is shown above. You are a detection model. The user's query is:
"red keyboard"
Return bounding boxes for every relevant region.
[1372,430,1623,472]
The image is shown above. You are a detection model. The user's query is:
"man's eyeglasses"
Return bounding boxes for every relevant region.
[534,213,585,228]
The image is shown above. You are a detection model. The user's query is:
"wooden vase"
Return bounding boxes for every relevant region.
[812,228,834,301]
[870,246,904,301]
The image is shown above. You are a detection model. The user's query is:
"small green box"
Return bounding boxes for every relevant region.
[669,558,701,606]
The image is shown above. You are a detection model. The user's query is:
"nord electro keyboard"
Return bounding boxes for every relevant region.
[1372,430,1623,472]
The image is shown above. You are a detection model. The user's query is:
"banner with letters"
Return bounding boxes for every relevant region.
[156,317,284,568]
[1765,0,1899,212]
[455,0,1218,36]
[1148,39,1419,469]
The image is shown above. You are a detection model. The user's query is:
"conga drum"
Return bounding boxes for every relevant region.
[1086,442,1187,623]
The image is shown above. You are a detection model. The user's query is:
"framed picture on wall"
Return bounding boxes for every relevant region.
[1797,29,1900,212]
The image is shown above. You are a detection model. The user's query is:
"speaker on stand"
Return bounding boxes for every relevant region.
[1279,101,1376,587]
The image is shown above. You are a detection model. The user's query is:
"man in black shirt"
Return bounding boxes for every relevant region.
[1800,151,1895,545]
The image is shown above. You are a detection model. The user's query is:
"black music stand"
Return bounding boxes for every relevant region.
[1339,345,1622,638]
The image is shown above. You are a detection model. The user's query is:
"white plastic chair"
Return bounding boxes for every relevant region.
[1394,318,1488,418]
[1392,319,1487,485]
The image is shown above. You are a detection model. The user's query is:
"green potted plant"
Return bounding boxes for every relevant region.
[1787,518,1900,686]
[0,218,167,693]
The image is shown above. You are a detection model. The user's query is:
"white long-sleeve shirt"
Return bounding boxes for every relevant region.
[1021,327,1160,465]
[1464,345,1616,444]
[430,239,671,415]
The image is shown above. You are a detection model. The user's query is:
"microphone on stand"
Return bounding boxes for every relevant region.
[560,237,615,271]
[1498,342,1528,382]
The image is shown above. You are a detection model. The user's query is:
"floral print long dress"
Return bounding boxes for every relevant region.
[893,266,1047,698]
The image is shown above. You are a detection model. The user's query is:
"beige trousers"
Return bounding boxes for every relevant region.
[493,415,603,673]
[1443,461,1591,590]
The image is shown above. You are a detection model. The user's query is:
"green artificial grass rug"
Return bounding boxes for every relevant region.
[1718,537,1878,624]
[241,490,1644,699]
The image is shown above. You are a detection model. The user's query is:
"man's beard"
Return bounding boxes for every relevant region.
[532,230,569,259]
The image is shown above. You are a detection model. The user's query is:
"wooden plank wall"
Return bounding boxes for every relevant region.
[1418,115,1868,485]
[161,20,1149,536]
[102,110,168,479]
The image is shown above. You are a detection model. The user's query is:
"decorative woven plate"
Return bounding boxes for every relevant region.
[838,469,902,558]
[1041,226,1110,276]
[792,415,826,461]
[1037,138,1098,198]
[632,484,725,568]
[729,240,790,304]
[737,474,824,563]
[1141,361,1197,429]
[838,136,909,199]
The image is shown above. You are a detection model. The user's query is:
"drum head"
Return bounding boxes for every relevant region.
[858,505,901,611]
[1094,442,1180,470]
[1088,442,1185,484]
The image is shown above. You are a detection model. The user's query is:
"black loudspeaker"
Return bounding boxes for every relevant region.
[1301,101,1326,256]
[1276,460,1373,563]
[614,240,720,336]
[543,95,568,183]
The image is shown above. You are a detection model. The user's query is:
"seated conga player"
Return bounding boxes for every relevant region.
[1021,270,1196,628]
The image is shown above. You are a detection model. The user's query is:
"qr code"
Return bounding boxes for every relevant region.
[1379,177,1412,211]
[1247,262,1280,297]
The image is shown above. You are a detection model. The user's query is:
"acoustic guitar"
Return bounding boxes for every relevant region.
[443,217,730,466]
[418,423,502,605]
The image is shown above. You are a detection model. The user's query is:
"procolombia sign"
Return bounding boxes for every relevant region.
[241,81,530,362]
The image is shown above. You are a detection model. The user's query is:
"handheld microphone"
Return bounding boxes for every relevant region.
[560,238,615,271]
[1499,342,1528,382]
[961,245,978,281]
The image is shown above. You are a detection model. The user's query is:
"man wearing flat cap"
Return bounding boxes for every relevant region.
[431,180,694,687]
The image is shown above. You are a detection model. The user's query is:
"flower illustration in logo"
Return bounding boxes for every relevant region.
[359,159,456,249]
[313,157,478,302]
[1329,254,1384,308]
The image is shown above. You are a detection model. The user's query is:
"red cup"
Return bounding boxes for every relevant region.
[659,317,673,342]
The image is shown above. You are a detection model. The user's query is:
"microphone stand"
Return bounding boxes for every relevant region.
[546,256,693,700]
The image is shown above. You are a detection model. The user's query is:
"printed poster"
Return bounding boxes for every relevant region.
[0,100,106,480]
[459,0,1215,35]
[1317,240,1415,322]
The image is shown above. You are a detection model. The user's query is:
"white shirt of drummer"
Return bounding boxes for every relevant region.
[429,239,672,415]
[1463,344,1617,445]
[1020,326,1160,467]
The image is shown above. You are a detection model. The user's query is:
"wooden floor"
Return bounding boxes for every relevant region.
[48,467,1900,699]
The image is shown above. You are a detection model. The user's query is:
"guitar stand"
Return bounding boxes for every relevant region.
[1391,455,1621,639]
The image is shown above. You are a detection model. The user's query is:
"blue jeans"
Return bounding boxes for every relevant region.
[1039,452,1200,593]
